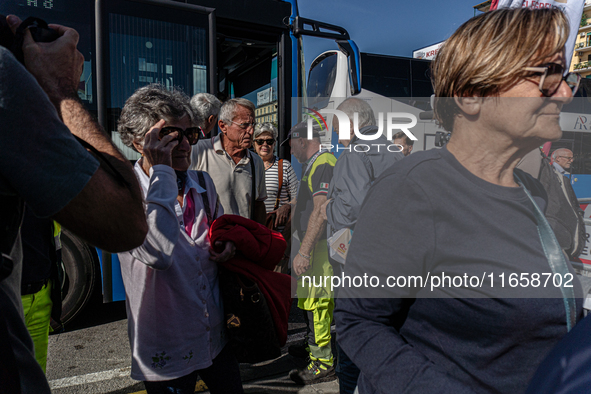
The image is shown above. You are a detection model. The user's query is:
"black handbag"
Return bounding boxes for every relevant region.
[218,266,281,363]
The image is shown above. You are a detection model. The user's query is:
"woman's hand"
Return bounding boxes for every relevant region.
[274,203,291,227]
[209,241,236,263]
[141,120,179,171]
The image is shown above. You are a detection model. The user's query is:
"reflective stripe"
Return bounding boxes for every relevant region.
[52,221,62,251]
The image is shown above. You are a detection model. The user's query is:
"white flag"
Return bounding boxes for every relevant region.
[491,0,586,69]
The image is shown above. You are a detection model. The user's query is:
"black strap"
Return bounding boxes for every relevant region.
[514,171,577,331]
[249,154,256,221]
[196,171,215,227]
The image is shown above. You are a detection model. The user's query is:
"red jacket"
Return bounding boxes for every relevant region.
[210,215,293,345]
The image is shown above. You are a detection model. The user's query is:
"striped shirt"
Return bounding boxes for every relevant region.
[264,156,298,213]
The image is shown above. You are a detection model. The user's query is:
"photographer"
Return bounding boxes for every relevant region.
[1,15,147,393]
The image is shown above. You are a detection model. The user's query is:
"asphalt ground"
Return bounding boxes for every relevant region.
[47,298,340,394]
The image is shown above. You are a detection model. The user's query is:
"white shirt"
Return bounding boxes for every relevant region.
[119,163,226,381]
[553,162,567,176]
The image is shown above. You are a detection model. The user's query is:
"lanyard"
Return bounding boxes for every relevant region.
[515,172,577,331]
[302,150,326,180]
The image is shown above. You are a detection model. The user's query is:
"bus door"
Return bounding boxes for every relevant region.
[214,20,286,152]
[97,0,292,302]
[96,0,216,301]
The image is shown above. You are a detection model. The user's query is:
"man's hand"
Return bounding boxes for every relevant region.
[7,15,84,108]
[273,203,291,227]
[5,18,148,253]
[293,252,311,276]
[320,198,333,222]
[209,241,236,263]
[141,120,179,170]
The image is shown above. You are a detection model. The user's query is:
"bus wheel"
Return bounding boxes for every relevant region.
[51,230,98,330]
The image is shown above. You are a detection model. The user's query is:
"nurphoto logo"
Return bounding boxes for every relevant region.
[305,108,419,142]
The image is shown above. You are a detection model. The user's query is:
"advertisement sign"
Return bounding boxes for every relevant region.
[257,87,273,107]
[413,41,445,60]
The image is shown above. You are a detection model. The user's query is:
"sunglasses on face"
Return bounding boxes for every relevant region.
[158,126,202,145]
[523,63,581,97]
[254,138,275,146]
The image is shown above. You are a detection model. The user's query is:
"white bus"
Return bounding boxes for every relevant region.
[305,50,445,152]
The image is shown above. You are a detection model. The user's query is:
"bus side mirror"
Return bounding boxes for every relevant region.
[336,39,362,96]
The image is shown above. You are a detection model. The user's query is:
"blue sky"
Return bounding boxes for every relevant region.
[296,0,483,71]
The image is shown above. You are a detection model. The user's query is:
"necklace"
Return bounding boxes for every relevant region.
[264,157,275,170]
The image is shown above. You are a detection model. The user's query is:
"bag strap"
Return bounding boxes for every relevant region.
[274,159,283,211]
[249,155,256,220]
[196,171,215,227]
[514,171,577,332]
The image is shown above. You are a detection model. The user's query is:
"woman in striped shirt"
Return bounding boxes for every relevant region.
[253,123,298,232]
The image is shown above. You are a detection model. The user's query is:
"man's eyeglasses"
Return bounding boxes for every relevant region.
[230,120,257,130]
[254,138,275,146]
[159,126,202,145]
[558,156,574,161]
[523,63,581,97]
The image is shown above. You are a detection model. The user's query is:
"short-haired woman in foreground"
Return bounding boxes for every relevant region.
[335,8,584,394]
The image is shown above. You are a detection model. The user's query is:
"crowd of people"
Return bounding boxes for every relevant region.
[2,6,591,394]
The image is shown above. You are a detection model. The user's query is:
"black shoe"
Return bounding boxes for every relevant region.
[288,340,310,358]
[289,359,336,385]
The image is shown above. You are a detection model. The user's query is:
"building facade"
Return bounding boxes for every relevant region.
[571,0,591,78]
[255,101,278,125]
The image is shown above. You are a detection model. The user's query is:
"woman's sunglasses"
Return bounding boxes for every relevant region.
[254,138,275,146]
[158,126,202,145]
[523,63,581,97]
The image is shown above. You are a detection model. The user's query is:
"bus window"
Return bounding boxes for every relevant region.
[100,2,210,160]
[307,52,337,107]
[361,53,433,111]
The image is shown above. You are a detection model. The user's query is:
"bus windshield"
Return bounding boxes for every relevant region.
[307,51,337,108]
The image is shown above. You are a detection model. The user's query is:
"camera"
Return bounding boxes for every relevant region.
[434,131,451,147]
[0,14,59,65]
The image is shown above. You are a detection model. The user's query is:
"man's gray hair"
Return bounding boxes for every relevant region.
[254,122,278,140]
[118,84,194,151]
[219,98,256,124]
[190,93,222,126]
[551,148,572,161]
[336,97,376,128]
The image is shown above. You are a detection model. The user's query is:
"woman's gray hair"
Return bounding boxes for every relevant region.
[218,98,256,124]
[254,122,278,140]
[336,97,376,128]
[190,93,222,126]
[118,84,195,151]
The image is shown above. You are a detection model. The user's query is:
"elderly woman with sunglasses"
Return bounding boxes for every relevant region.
[253,122,298,232]
[334,8,584,394]
[117,84,243,394]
